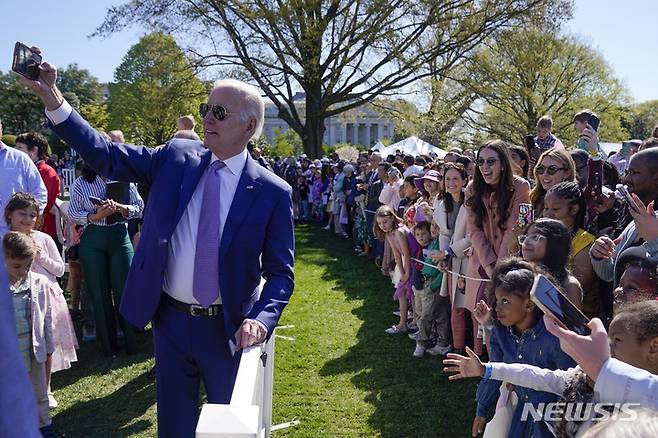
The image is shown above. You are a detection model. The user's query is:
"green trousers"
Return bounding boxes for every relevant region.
[79,224,137,356]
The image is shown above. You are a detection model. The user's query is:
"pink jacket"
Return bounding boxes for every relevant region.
[464,177,530,310]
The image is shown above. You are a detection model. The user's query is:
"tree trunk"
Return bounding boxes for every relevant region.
[303,84,325,159]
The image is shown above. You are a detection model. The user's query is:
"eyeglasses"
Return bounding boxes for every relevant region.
[199,103,233,121]
[476,158,499,167]
[536,164,567,176]
[518,234,546,245]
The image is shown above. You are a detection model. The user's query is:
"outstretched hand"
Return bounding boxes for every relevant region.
[628,194,658,242]
[16,46,63,110]
[443,347,485,380]
[543,315,610,381]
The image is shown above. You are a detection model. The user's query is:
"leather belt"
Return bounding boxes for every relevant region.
[164,294,223,317]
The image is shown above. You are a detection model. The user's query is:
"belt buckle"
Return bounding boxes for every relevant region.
[189,304,206,317]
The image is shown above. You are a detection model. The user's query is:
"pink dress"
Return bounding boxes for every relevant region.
[30,230,78,372]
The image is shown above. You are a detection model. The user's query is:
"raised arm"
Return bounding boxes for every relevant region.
[20,59,162,185]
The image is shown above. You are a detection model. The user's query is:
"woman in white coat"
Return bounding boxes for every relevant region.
[432,162,473,356]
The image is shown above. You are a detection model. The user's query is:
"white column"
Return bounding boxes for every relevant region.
[342,123,347,143]
[377,123,383,141]
[353,123,359,145]
[365,123,371,147]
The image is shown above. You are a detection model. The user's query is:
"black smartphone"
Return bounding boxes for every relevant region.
[588,114,600,132]
[11,42,42,81]
[89,196,104,206]
[530,274,590,336]
[524,135,536,152]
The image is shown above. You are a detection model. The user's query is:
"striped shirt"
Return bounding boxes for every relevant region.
[69,175,144,226]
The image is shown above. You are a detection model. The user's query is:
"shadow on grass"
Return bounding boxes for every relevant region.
[295,224,476,437]
[51,329,156,437]
[54,370,155,437]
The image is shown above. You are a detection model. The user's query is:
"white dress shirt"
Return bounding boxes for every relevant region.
[163,149,247,304]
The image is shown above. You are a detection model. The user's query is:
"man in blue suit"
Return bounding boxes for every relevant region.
[23,58,294,437]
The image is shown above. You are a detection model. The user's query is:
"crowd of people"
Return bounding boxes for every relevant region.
[4,92,658,438]
[263,112,658,436]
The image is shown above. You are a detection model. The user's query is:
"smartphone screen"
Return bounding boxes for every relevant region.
[524,135,536,151]
[89,196,104,206]
[530,275,590,336]
[12,42,41,81]
[588,114,600,132]
[518,203,534,228]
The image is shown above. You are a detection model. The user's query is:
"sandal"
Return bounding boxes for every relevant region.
[385,324,408,334]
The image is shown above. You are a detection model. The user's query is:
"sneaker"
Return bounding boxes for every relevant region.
[322,225,331,230]
[385,325,407,334]
[393,310,401,316]
[48,392,58,409]
[413,344,425,357]
[408,331,419,341]
[427,344,453,356]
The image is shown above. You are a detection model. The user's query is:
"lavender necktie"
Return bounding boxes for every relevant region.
[193,160,225,307]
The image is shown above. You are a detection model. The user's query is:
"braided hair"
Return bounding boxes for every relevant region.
[545,181,587,232]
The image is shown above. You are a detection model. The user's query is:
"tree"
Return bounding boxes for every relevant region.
[58,64,104,106]
[95,0,564,157]
[464,28,630,145]
[107,32,208,146]
[622,100,658,140]
[0,71,47,135]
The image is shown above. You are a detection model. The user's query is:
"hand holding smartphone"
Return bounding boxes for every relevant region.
[12,42,42,81]
[530,274,590,336]
[89,196,105,206]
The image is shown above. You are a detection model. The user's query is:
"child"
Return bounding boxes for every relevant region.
[5,192,78,408]
[298,175,310,222]
[374,205,415,334]
[444,300,658,437]
[466,258,575,438]
[410,221,449,357]
[613,256,658,310]
[3,231,56,436]
[543,182,598,317]
[520,218,583,308]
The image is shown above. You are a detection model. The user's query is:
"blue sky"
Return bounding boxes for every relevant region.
[1,0,656,103]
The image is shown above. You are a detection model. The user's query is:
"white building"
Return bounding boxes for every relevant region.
[261,93,395,148]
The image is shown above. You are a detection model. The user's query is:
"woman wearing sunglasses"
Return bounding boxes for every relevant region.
[464,140,530,355]
[519,218,583,307]
[529,148,577,215]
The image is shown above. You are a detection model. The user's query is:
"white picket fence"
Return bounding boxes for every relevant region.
[196,333,275,438]
[61,168,76,195]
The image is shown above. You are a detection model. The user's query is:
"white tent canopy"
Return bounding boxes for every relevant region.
[377,136,447,159]
[371,141,385,151]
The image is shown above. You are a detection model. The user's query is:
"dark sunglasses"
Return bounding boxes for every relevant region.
[199,103,233,121]
[476,158,499,167]
[536,164,566,176]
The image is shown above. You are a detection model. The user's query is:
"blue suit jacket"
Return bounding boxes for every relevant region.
[51,111,295,342]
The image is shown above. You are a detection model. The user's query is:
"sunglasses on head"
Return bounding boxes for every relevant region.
[199,103,232,121]
[536,164,566,176]
[476,158,499,167]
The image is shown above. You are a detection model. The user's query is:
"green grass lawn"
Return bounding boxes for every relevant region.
[51,224,477,437]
